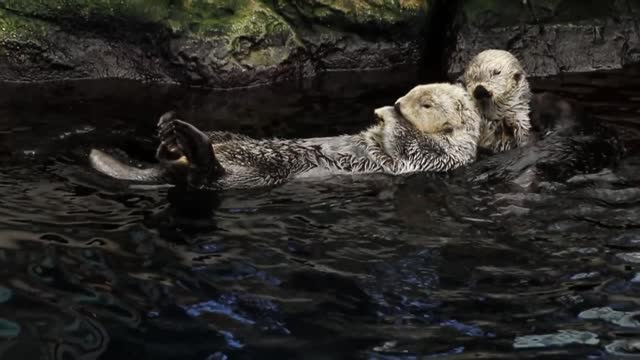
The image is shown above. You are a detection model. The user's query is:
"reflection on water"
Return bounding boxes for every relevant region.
[0,66,640,359]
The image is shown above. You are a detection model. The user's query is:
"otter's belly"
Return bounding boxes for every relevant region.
[300,135,366,157]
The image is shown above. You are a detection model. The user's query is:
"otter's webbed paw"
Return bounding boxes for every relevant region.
[156,112,224,189]
[174,120,225,189]
[363,133,396,173]
[156,111,184,160]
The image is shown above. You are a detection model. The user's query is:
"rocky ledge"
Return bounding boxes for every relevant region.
[2,0,640,88]
[0,0,428,88]
[448,0,640,77]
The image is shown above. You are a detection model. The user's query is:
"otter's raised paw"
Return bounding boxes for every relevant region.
[155,111,187,165]
[171,119,224,189]
[157,111,179,146]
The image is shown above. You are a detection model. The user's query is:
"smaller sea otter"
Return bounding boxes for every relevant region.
[462,49,532,153]
[90,83,481,190]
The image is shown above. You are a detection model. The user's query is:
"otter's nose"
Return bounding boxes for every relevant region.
[394,101,402,114]
[473,85,492,100]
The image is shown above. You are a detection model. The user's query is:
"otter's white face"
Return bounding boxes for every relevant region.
[462,49,527,119]
[394,83,480,138]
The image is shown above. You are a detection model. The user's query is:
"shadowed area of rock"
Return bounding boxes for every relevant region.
[0,0,428,88]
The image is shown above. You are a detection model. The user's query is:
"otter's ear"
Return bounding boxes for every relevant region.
[513,72,523,83]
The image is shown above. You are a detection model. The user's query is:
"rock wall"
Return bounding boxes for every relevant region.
[447,0,640,77]
[0,0,429,88]
[2,0,640,88]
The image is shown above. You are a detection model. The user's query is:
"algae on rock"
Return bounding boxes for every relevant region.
[0,0,430,87]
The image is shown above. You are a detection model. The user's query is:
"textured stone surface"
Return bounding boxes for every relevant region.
[3,0,640,87]
[448,0,640,77]
[0,0,429,88]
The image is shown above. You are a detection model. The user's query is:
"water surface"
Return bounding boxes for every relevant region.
[1,67,640,359]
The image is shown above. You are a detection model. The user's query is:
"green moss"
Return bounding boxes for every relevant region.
[2,0,173,23]
[272,0,428,28]
[0,0,299,47]
[0,0,429,76]
[177,0,291,36]
[1,0,427,40]
[0,8,49,43]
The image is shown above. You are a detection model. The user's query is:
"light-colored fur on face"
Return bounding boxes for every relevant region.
[395,83,480,137]
[394,83,481,159]
[462,49,532,152]
[362,83,482,173]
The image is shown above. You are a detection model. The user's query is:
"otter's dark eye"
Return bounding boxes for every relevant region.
[492,69,501,76]
[422,104,431,109]
[442,123,454,134]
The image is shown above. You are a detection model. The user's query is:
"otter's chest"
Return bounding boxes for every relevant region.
[479,118,529,152]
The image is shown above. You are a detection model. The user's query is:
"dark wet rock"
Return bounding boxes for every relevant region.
[448,0,640,77]
[0,1,428,88]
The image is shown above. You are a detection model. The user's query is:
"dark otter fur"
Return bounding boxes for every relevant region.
[90,84,481,190]
[461,96,624,187]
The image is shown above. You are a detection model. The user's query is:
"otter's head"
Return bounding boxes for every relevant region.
[394,83,481,141]
[462,49,531,121]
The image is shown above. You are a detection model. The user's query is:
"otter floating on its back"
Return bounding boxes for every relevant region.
[90,83,481,190]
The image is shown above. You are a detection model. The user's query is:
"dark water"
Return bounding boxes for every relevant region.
[1,66,640,360]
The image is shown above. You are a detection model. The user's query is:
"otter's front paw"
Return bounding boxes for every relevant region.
[172,120,224,189]
[157,111,184,160]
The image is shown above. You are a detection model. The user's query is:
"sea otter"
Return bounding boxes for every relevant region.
[462,49,532,153]
[90,83,481,190]
[457,79,623,187]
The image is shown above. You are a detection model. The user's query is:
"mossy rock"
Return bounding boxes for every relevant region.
[0,8,50,44]
[272,0,428,31]
[2,0,171,23]
[1,0,295,38]
[0,0,429,87]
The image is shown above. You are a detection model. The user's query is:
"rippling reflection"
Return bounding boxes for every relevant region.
[1,66,640,359]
